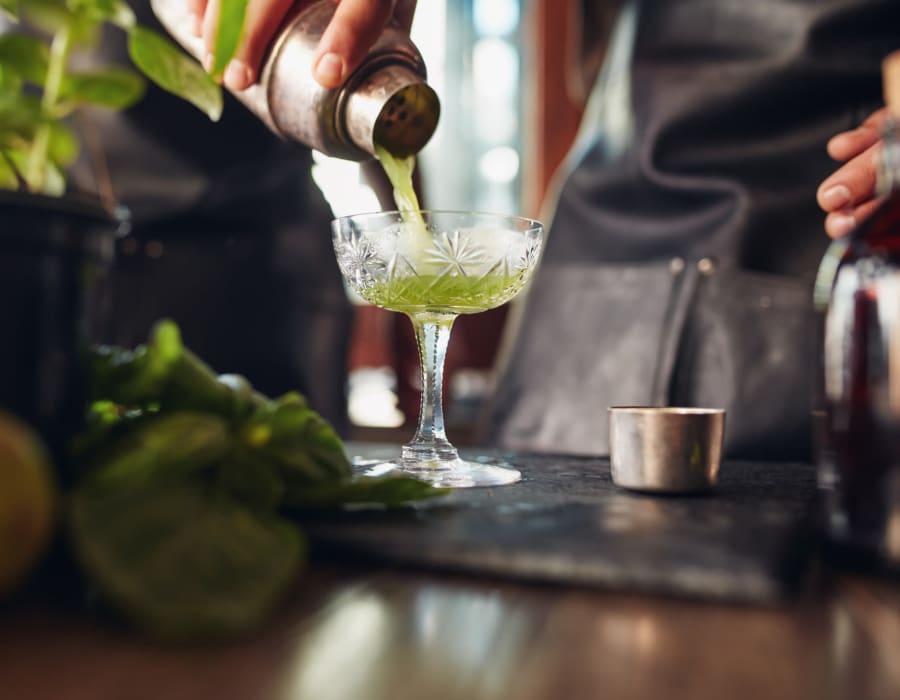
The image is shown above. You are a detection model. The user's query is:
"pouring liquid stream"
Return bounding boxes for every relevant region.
[374,144,422,217]
[374,144,436,272]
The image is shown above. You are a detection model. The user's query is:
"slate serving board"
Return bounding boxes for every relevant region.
[302,444,820,604]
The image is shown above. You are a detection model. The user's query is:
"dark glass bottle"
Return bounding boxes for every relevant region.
[817,115,900,565]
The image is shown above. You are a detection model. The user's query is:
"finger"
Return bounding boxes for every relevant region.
[187,0,207,36]
[313,0,396,89]
[816,141,881,212]
[824,198,884,239]
[227,0,295,90]
[203,0,293,91]
[827,107,888,161]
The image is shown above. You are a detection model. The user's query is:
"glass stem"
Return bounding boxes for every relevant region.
[402,312,459,463]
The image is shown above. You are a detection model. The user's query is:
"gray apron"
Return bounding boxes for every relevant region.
[484,0,900,460]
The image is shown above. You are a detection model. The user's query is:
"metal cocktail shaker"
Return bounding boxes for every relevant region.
[150,0,440,160]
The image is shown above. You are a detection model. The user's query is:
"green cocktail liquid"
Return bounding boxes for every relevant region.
[367,147,531,314]
[375,144,421,215]
[363,272,528,315]
[374,144,433,262]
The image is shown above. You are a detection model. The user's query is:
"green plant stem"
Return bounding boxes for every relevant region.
[1,150,28,191]
[26,22,73,192]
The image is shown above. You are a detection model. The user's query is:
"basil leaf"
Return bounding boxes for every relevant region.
[0,150,23,189]
[211,0,248,78]
[0,34,49,84]
[24,0,99,43]
[0,65,21,92]
[0,91,45,138]
[38,158,65,195]
[87,319,185,406]
[47,120,79,167]
[62,67,145,109]
[285,474,449,509]
[67,0,135,28]
[127,26,222,121]
[0,149,57,193]
[240,393,353,485]
[79,412,231,490]
[0,0,19,22]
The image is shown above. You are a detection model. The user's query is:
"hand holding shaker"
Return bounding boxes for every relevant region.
[150,0,440,160]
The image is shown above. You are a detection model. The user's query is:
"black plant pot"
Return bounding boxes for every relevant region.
[0,191,127,475]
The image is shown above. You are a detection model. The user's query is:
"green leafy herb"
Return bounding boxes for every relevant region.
[0,0,231,194]
[0,91,45,143]
[79,411,232,489]
[211,0,249,79]
[68,0,136,29]
[46,120,79,168]
[70,319,448,640]
[215,444,285,512]
[61,66,146,109]
[239,391,353,486]
[285,474,450,509]
[89,320,267,420]
[0,34,49,84]
[0,151,20,188]
[127,27,222,121]
[0,0,19,22]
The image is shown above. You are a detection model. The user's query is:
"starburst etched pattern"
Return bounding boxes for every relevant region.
[424,230,485,276]
[386,252,418,281]
[480,236,543,280]
[335,231,386,290]
[519,239,542,272]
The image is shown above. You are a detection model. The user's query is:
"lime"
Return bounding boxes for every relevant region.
[0,412,57,596]
[70,479,305,640]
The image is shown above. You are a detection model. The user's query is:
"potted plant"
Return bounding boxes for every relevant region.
[0,2,448,640]
[0,0,244,464]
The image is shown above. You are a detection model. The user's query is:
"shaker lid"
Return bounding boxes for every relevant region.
[342,64,440,159]
[372,80,441,158]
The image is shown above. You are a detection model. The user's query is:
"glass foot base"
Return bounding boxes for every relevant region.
[358,457,522,488]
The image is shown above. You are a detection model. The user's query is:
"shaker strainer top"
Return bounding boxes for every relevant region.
[342,62,441,160]
[373,84,441,158]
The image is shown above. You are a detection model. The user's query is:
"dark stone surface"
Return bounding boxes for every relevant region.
[303,444,820,604]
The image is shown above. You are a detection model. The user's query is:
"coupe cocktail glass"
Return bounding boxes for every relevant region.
[333,210,544,487]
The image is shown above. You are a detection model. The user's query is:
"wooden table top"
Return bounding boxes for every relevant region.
[3,445,900,700]
[2,563,900,700]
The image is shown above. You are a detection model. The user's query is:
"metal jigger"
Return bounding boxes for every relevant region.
[609,407,726,494]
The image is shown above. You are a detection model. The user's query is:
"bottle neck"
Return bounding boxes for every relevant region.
[879,117,900,196]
